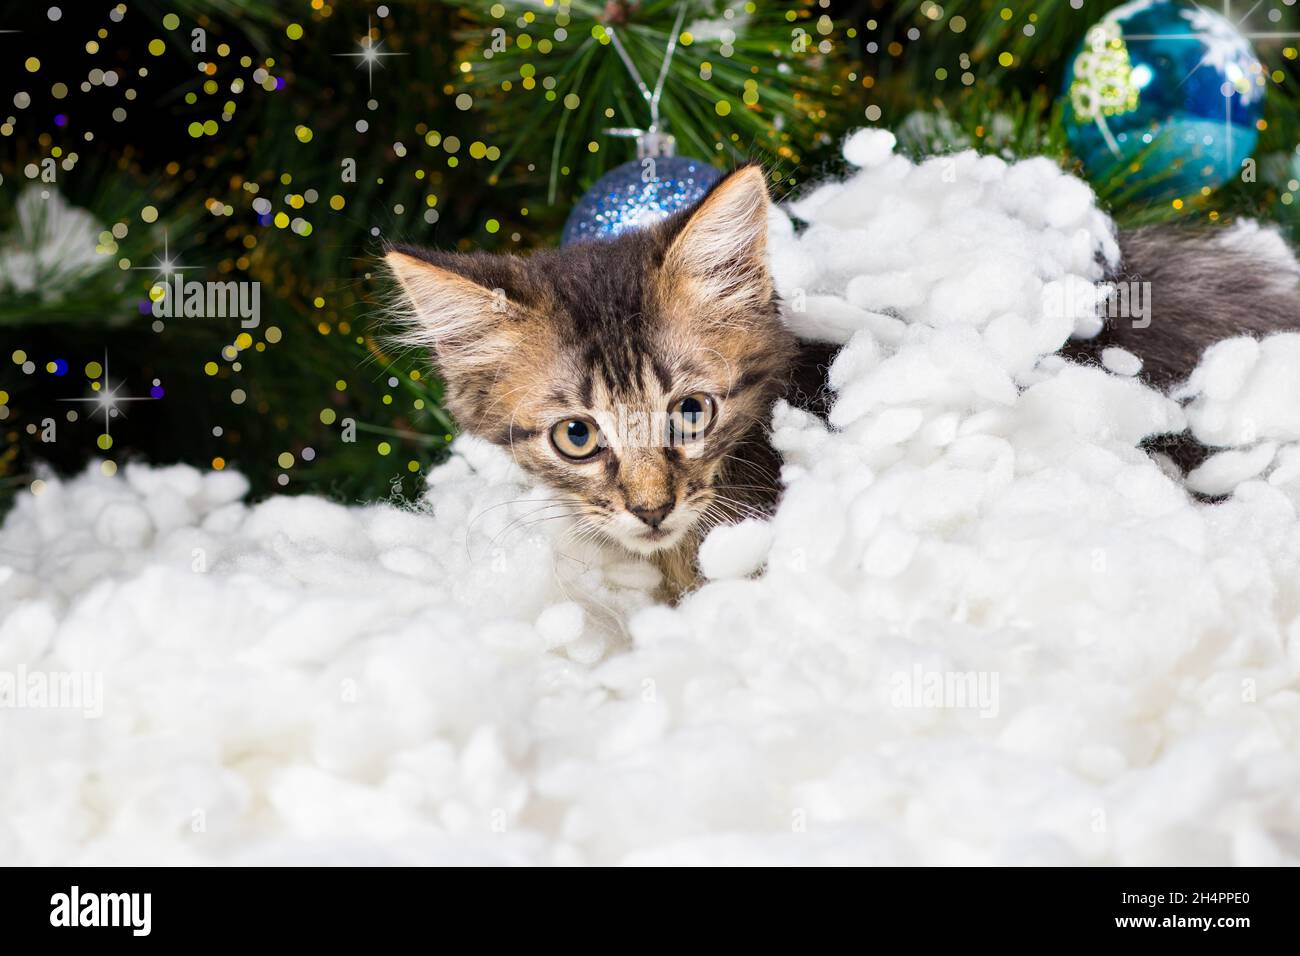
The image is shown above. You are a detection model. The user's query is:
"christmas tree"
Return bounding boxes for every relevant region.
[2,0,1297,510]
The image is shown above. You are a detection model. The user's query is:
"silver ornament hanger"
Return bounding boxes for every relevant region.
[602,1,689,159]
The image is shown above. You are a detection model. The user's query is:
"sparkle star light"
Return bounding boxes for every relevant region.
[59,352,155,438]
[130,229,193,286]
[334,15,407,94]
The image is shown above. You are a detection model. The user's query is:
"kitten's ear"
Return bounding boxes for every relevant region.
[384,248,527,371]
[660,164,772,312]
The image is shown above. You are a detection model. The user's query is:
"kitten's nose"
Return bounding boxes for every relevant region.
[629,500,674,529]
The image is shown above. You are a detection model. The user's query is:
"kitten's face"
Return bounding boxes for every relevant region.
[387,166,794,557]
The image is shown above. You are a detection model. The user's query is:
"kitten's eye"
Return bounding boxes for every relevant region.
[670,393,717,442]
[550,418,603,459]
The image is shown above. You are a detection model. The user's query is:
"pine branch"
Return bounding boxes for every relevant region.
[441,0,853,197]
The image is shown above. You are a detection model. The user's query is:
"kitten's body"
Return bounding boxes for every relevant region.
[1068,224,1300,387]
[389,169,1300,598]
[1065,224,1300,472]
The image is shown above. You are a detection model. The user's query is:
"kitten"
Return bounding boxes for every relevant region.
[388,165,1300,595]
[386,167,819,597]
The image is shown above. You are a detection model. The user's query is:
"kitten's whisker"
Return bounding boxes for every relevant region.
[499,382,548,471]
[475,374,539,430]
[706,493,770,522]
[486,510,585,551]
[465,496,578,558]
[480,505,585,552]
[711,502,768,521]
[465,502,572,538]
[549,539,630,646]
[720,451,777,478]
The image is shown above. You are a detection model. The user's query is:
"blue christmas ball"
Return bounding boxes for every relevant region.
[561,155,721,247]
[1062,0,1264,196]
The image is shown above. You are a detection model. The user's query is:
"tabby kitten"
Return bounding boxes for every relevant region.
[388,164,1300,593]
[386,167,809,596]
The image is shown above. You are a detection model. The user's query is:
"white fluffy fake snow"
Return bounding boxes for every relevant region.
[4,131,1300,865]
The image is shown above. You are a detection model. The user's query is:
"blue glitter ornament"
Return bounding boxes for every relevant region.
[560,5,720,246]
[561,139,721,246]
[1062,0,1264,196]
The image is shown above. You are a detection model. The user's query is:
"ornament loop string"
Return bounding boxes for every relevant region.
[604,1,689,137]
